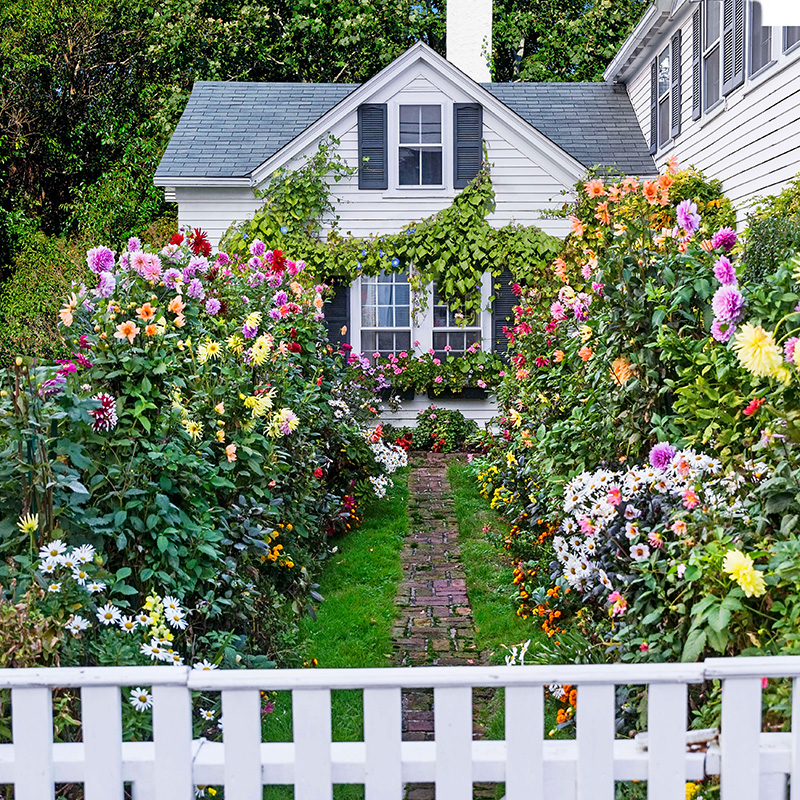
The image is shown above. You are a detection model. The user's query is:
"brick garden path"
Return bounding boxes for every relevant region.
[393,451,494,800]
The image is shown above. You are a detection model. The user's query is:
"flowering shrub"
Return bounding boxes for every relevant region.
[0,232,404,669]
[412,406,478,453]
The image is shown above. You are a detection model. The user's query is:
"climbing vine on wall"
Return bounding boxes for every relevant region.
[221,139,562,322]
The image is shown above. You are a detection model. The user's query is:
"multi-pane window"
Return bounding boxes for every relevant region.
[360,270,411,358]
[703,0,722,111]
[785,26,800,52]
[432,285,481,356]
[398,105,442,186]
[749,1,773,75]
[657,47,671,147]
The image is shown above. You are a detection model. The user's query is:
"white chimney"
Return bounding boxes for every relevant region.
[446,0,493,83]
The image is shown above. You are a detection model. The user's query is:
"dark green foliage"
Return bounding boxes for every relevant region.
[742,173,800,283]
[412,406,477,453]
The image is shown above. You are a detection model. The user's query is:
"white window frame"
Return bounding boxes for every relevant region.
[702,0,723,113]
[386,94,452,195]
[748,0,775,77]
[656,45,672,150]
[349,272,493,358]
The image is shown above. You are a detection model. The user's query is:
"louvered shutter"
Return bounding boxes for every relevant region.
[649,59,658,155]
[492,268,516,358]
[722,0,745,95]
[692,9,702,120]
[670,30,682,138]
[453,103,483,189]
[357,104,388,190]
[322,282,350,347]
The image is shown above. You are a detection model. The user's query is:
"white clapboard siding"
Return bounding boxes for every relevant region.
[379,392,499,428]
[6,658,800,798]
[625,9,800,225]
[175,186,261,246]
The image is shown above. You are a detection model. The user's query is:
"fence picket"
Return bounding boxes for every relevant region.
[720,677,761,800]
[222,689,262,798]
[11,687,54,800]
[152,683,193,800]
[793,676,800,800]
[82,686,123,800]
[364,687,402,800]
[434,686,472,800]
[505,685,543,800]
[647,682,687,800]
[293,688,332,800]
[576,683,615,800]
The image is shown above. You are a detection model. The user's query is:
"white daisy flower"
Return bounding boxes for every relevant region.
[64,615,90,635]
[193,659,218,671]
[39,558,60,575]
[96,603,121,625]
[72,567,90,585]
[162,595,182,613]
[48,582,61,593]
[630,543,651,562]
[129,688,153,712]
[623,504,641,520]
[199,708,215,721]
[169,652,184,666]
[86,581,106,593]
[72,544,96,564]
[166,610,188,630]
[135,612,152,626]
[59,554,78,571]
[38,539,67,561]
[548,683,566,699]
[140,639,165,661]
[118,616,137,633]
[625,522,639,540]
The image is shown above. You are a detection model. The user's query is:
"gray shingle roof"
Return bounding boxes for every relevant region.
[155,79,655,181]
[155,82,358,180]
[483,82,656,177]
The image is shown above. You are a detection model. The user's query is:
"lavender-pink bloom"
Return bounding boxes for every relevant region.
[86,246,116,275]
[274,291,289,306]
[711,226,737,251]
[269,308,282,320]
[649,442,676,470]
[711,318,735,342]
[187,278,205,300]
[711,285,744,323]
[205,298,221,315]
[250,240,266,257]
[243,324,257,339]
[163,268,182,289]
[713,256,737,285]
[676,199,701,235]
[127,237,142,252]
[215,252,231,266]
[95,271,116,299]
[784,336,799,363]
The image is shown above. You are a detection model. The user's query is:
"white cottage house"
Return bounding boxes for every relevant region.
[153,0,800,425]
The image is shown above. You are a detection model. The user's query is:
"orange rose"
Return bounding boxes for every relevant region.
[642,180,659,205]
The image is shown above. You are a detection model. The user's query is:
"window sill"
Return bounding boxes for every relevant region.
[742,51,796,98]
[696,99,727,130]
[382,187,455,200]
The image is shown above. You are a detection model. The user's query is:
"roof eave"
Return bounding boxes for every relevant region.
[153,176,253,188]
[603,0,675,83]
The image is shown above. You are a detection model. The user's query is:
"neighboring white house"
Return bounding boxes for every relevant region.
[153,0,800,425]
[605,0,800,225]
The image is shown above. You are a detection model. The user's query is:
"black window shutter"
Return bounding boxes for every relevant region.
[649,59,658,155]
[358,104,387,190]
[322,282,350,348]
[453,103,483,189]
[492,267,516,358]
[722,0,745,95]
[670,30,682,138]
[692,8,702,120]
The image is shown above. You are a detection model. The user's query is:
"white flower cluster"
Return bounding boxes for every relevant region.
[369,474,391,498]
[328,398,351,420]
[368,438,408,474]
[38,540,106,596]
[553,449,746,595]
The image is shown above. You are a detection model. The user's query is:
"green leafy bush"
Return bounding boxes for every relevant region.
[412,406,477,453]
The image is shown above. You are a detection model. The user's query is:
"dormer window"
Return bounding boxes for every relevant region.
[398,105,442,186]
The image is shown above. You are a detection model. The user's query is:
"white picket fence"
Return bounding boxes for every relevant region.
[1,656,799,799]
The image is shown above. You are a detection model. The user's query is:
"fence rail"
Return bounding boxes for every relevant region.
[1,657,799,799]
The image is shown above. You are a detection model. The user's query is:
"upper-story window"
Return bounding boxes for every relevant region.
[784,26,800,53]
[649,31,681,153]
[749,1,773,75]
[657,48,671,146]
[702,0,722,111]
[398,105,443,186]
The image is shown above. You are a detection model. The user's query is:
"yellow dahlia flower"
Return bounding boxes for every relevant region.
[722,549,767,598]
[732,323,783,378]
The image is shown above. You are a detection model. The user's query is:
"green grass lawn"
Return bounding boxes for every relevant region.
[261,469,409,799]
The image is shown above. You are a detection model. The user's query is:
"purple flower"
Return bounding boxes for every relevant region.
[592,282,605,296]
[94,271,116,299]
[711,226,737,252]
[250,240,266,257]
[127,237,142,252]
[73,352,92,369]
[86,246,116,275]
[205,298,222,316]
[215,252,231,266]
[676,199,701,235]
[784,336,799,363]
[243,324,257,339]
[711,285,744,323]
[269,308,282,321]
[550,301,566,321]
[274,291,289,306]
[711,318,735,342]
[163,268,182,289]
[713,256,737,285]
[187,278,205,300]
[188,255,209,275]
[649,442,676,470]
[40,375,67,398]
[573,301,588,321]
[248,256,263,272]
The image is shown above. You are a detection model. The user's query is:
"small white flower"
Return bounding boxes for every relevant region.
[630,543,651,562]
[39,558,60,575]
[129,687,153,712]
[96,603,121,625]
[162,595,182,613]
[140,639,166,661]
[72,567,90,585]
[217,717,224,731]
[59,554,78,571]
[86,581,106,593]
[199,708,215,721]
[169,652,185,666]
[48,582,61,593]
[135,612,152,626]
[72,544,96,564]
[64,615,90,635]
[166,610,188,630]
[118,615,137,633]
[38,540,67,561]
[193,659,218,671]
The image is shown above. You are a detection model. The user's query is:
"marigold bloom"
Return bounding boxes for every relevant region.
[568,215,585,237]
[136,303,156,322]
[114,320,140,344]
[145,324,158,337]
[733,323,783,378]
[722,549,767,598]
[584,179,606,198]
[578,346,593,362]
